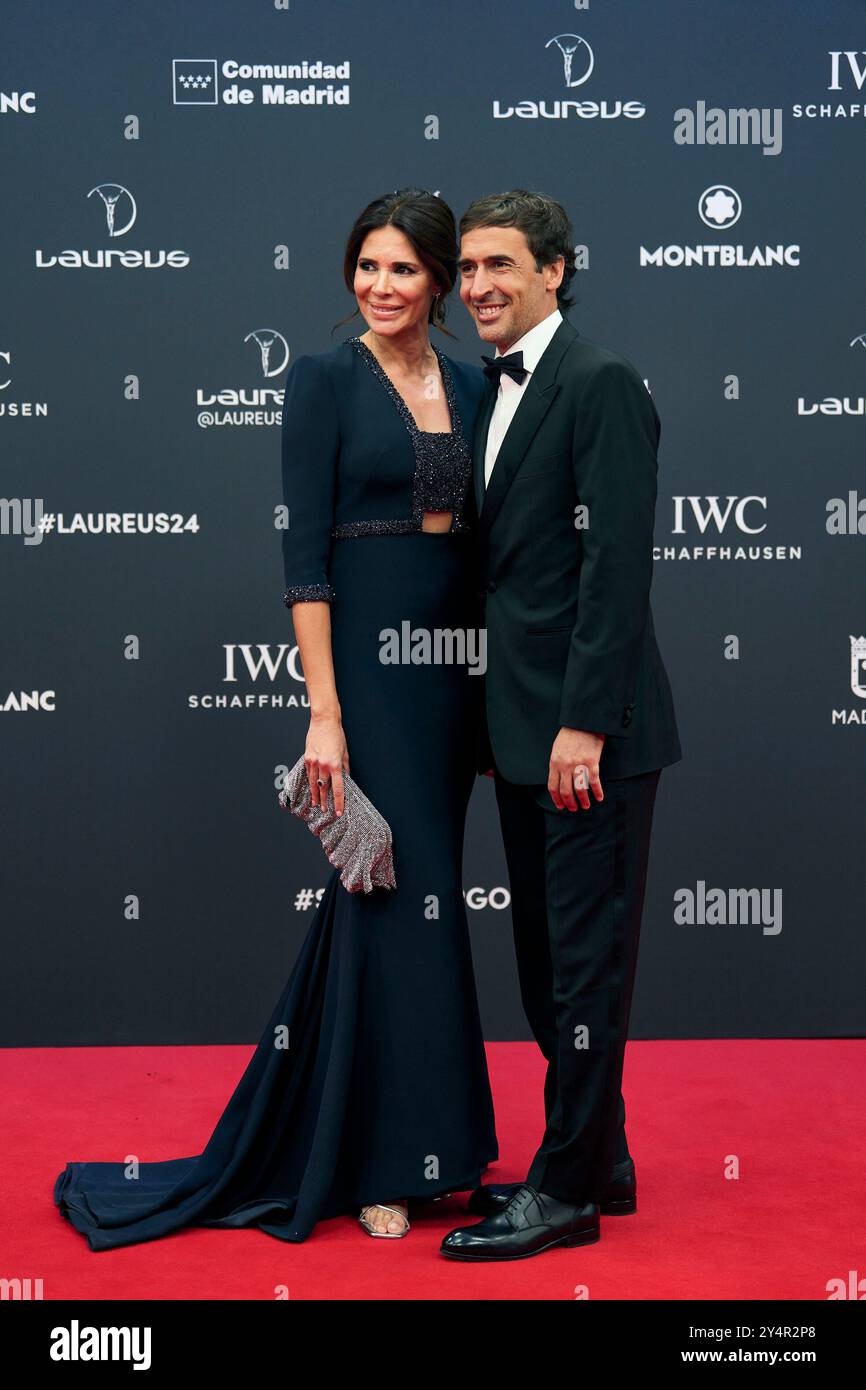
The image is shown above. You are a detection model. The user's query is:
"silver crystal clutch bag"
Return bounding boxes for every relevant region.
[277,754,396,894]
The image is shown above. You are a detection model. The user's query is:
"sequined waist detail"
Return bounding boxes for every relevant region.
[331,516,470,539]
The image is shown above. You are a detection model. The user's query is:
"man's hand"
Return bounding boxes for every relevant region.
[548,727,605,811]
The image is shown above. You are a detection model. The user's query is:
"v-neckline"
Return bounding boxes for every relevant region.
[351,336,456,437]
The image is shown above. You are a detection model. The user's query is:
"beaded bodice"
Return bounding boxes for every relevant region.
[281,336,477,608]
[332,337,473,539]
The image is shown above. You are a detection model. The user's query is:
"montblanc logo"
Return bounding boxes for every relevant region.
[35,184,190,270]
[640,186,800,269]
[655,495,802,562]
[187,643,308,712]
[0,90,37,115]
[792,50,866,121]
[674,102,783,156]
[172,57,350,107]
[0,690,56,713]
[493,34,645,122]
[850,330,866,349]
[698,185,741,229]
[195,331,290,429]
[831,635,866,726]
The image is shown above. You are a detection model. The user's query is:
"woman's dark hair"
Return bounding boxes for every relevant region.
[332,188,459,339]
[458,189,578,313]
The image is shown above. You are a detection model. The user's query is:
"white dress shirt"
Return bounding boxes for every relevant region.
[483,307,563,489]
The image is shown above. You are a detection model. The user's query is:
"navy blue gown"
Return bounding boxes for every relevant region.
[54,334,499,1248]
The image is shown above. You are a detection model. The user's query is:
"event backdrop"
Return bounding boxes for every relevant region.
[2,0,864,1045]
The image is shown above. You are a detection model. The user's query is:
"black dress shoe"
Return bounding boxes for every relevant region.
[467,1156,636,1218]
[441,1184,600,1261]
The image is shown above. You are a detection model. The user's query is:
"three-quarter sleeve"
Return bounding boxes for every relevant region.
[280,354,339,607]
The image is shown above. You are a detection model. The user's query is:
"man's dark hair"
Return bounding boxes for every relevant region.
[459,189,577,312]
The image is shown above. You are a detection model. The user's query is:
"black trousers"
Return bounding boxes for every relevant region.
[494,767,661,1205]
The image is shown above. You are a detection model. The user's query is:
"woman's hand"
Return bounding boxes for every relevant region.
[305,714,350,814]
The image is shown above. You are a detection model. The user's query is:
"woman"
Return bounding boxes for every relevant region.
[54,188,498,1247]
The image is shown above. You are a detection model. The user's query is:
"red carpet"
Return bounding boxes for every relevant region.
[5,1040,863,1300]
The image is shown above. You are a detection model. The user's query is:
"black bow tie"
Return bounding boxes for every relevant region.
[481,350,527,386]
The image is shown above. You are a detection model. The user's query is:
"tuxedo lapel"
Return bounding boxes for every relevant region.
[472,385,497,516]
[476,317,577,540]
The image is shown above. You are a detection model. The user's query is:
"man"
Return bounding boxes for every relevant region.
[440,190,682,1261]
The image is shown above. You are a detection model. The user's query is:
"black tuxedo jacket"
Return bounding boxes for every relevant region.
[469,315,682,783]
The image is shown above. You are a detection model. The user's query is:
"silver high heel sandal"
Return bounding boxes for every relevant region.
[359,1202,410,1238]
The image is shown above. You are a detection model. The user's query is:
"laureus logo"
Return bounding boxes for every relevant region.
[35,184,190,269]
[244,330,290,379]
[87,183,137,237]
[194,331,291,429]
[493,33,644,121]
[544,34,594,88]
